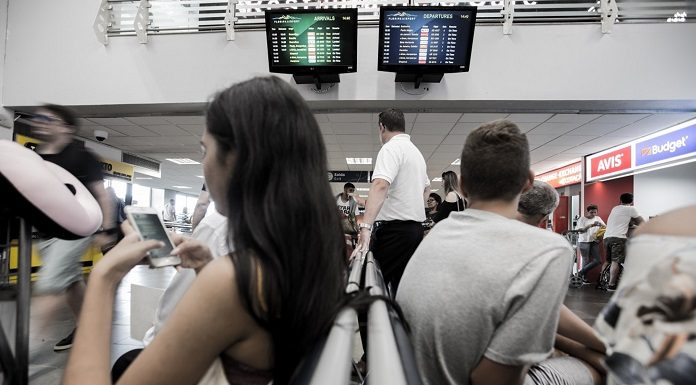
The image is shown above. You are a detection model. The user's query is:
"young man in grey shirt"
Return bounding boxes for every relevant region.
[397,120,572,385]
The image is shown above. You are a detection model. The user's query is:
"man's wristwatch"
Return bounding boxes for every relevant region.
[359,223,373,231]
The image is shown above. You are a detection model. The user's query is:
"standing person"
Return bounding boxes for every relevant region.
[397,120,571,385]
[353,108,430,292]
[336,182,360,237]
[602,193,644,290]
[576,204,605,283]
[433,170,466,223]
[30,104,115,351]
[163,198,176,221]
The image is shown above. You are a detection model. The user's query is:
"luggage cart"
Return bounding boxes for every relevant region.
[564,229,583,289]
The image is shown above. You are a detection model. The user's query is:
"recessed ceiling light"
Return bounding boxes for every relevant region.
[356,188,370,191]
[346,157,372,165]
[166,158,200,165]
[451,158,461,165]
[432,177,443,182]
[172,185,191,189]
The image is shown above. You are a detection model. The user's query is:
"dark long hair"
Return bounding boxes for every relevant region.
[206,77,346,383]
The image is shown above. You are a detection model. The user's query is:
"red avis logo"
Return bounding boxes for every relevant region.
[590,146,632,178]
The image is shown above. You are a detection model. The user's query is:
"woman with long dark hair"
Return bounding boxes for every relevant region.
[433,171,466,223]
[64,77,346,385]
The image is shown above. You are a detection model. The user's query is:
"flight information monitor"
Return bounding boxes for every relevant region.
[265,8,358,76]
[378,6,477,74]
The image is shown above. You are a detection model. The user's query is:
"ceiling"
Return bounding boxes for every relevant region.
[73,111,696,197]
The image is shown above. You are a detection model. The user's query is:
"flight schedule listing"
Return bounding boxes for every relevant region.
[268,13,355,67]
[381,10,473,66]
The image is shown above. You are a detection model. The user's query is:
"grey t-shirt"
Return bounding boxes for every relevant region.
[396,209,572,385]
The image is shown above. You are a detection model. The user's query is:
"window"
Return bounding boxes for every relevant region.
[132,184,151,207]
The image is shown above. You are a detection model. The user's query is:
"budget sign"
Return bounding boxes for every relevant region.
[635,123,696,166]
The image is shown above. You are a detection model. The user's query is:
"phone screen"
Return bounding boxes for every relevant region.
[130,213,174,259]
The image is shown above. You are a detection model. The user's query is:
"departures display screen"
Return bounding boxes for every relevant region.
[378,6,477,72]
[265,9,358,73]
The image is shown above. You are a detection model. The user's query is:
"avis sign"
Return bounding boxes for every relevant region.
[587,146,632,181]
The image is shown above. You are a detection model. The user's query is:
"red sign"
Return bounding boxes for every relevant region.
[536,162,582,188]
[588,146,632,179]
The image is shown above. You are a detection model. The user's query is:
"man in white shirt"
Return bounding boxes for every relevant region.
[575,204,606,283]
[354,108,429,292]
[336,182,360,236]
[163,198,176,221]
[603,193,644,290]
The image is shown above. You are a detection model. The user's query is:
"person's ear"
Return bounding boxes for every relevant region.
[521,170,535,193]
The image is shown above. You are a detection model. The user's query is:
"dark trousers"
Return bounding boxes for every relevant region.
[578,241,601,277]
[370,220,424,294]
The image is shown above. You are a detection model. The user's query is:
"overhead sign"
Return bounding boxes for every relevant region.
[586,117,696,182]
[328,171,370,183]
[587,146,632,180]
[635,122,695,167]
[536,161,582,188]
[14,134,134,182]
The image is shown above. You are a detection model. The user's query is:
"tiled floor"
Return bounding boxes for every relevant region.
[0,267,613,384]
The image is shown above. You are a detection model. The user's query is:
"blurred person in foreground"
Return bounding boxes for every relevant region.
[30,104,116,351]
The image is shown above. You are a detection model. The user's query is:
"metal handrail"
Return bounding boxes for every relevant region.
[307,307,357,385]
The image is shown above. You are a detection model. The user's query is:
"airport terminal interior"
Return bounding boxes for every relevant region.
[1,1,696,384]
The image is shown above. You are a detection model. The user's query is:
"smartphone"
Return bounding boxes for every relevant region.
[125,206,181,268]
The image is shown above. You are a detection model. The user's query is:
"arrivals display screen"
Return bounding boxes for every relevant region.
[378,6,477,73]
[265,9,358,75]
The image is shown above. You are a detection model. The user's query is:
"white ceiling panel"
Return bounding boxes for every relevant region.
[80,125,127,137]
[415,113,462,123]
[314,114,330,123]
[442,135,468,146]
[331,123,371,135]
[327,113,372,123]
[142,125,192,136]
[411,135,446,145]
[546,114,600,124]
[506,113,553,123]
[163,116,205,125]
[591,114,650,124]
[416,144,438,154]
[458,113,508,122]
[573,123,626,136]
[531,144,575,154]
[515,121,542,132]
[324,144,342,152]
[434,144,463,153]
[336,135,375,145]
[178,125,205,135]
[411,122,456,135]
[322,135,338,144]
[545,135,597,147]
[87,117,136,126]
[126,116,172,125]
[106,125,159,137]
[526,134,559,147]
[528,122,586,135]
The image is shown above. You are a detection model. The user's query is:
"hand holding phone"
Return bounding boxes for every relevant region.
[125,207,181,268]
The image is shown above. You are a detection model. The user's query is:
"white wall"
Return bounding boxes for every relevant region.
[634,161,696,218]
[3,0,696,108]
[0,0,13,140]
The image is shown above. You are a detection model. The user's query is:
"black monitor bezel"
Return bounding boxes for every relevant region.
[377,5,477,74]
[264,8,359,75]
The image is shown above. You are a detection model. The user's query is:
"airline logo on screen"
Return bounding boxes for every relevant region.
[387,12,417,21]
[273,15,301,23]
[635,123,695,166]
[588,146,632,179]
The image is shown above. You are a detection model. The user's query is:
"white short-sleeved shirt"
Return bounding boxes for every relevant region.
[336,196,359,217]
[604,205,640,239]
[372,134,429,222]
[576,215,606,243]
[397,209,572,385]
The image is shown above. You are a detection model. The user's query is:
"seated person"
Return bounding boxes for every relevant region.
[397,120,572,385]
[594,205,696,385]
[63,77,347,385]
[517,181,606,385]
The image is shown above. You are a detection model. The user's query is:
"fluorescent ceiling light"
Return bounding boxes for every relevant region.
[431,189,439,192]
[356,188,370,191]
[196,175,204,178]
[346,158,372,165]
[172,185,191,189]
[432,177,443,182]
[451,159,461,166]
[166,158,200,165]
[358,194,368,198]
[135,177,152,180]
